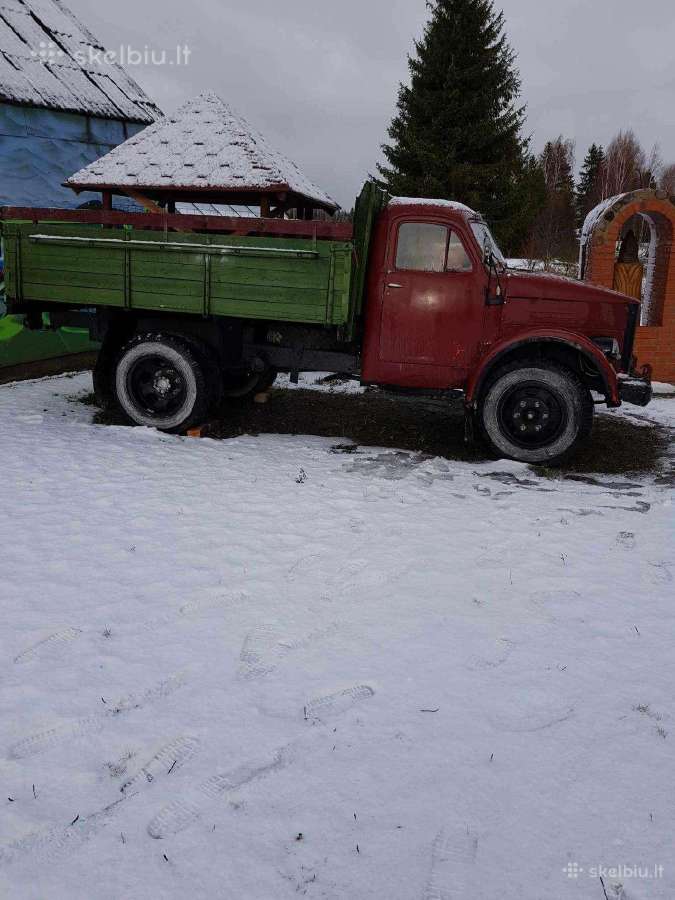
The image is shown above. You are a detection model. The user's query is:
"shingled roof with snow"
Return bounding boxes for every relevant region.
[66,92,338,210]
[0,0,160,123]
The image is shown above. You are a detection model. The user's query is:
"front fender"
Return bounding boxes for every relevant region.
[466,330,620,406]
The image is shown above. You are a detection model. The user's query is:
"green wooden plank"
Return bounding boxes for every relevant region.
[21,269,124,291]
[210,299,328,323]
[210,283,327,306]
[26,250,123,276]
[210,254,331,273]
[23,283,125,306]
[130,291,204,313]
[131,276,204,298]
[130,257,205,279]
[211,265,330,291]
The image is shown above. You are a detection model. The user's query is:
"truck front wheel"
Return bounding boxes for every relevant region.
[478,361,593,465]
[113,333,211,433]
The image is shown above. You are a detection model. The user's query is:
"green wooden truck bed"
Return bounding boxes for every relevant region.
[1,181,388,338]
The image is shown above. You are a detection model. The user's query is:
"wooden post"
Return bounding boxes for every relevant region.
[260,195,271,218]
[102,191,113,211]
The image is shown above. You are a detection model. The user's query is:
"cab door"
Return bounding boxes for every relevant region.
[378,220,482,373]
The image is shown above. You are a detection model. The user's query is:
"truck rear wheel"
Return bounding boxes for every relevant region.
[113,333,211,433]
[479,361,593,465]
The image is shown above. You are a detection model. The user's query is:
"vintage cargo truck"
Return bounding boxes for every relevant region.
[0,181,652,464]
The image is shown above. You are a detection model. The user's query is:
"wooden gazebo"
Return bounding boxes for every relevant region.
[66,92,339,220]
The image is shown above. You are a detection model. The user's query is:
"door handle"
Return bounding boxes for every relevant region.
[387,283,404,289]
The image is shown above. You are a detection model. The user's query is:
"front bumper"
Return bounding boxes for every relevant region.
[618,367,652,407]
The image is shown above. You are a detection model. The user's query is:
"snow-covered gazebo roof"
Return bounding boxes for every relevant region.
[0,0,159,124]
[66,92,339,217]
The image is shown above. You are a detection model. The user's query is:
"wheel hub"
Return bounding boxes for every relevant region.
[512,398,552,436]
[127,357,187,419]
[498,382,566,449]
[153,375,173,396]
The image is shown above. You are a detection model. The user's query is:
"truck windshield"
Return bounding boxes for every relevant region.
[470,221,506,269]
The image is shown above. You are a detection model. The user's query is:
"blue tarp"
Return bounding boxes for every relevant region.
[0,103,145,367]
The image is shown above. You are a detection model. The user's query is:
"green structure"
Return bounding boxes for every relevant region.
[2,224,353,329]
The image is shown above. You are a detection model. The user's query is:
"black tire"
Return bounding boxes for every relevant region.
[478,361,593,465]
[113,333,211,433]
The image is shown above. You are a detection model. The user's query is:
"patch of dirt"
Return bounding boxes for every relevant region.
[81,386,672,478]
[209,388,671,477]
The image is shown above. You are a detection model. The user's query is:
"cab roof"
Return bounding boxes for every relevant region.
[388,197,477,218]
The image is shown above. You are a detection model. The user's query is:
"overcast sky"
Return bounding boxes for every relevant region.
[70,0,675,208]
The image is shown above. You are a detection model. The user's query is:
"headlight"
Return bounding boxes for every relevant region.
[593,337,621,359]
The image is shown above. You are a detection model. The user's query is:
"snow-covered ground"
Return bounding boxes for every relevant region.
[1,373,673,900]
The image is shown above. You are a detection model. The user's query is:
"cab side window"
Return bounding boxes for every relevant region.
[395,223,448,273]
[446,232,472,272]
[395,223,473,273]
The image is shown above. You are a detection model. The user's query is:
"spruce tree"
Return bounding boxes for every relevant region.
[575,143,606,227]
[378,0,531,252]
[535,137,577,262]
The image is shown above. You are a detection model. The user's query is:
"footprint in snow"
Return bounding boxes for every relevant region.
[237,623,338,681]
[9,716,104,760]
[121,736,201,793]
[422,826,479,900]
[647,562,672,585]
[616,531,636,549]
[303,685,375,722]
[13,627,82,664]
[464,638,514,672]
[0,796,125,867]
[147,748,288,839]
[489,704,575,734]
[179,591,248,618]
[8,672,186,760]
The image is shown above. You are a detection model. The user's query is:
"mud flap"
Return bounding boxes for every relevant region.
[464,405,476,445]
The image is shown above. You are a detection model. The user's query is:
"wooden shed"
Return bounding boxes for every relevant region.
[66,92,339,220]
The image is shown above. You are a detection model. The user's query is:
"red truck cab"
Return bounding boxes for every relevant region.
[360,197,651,463]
